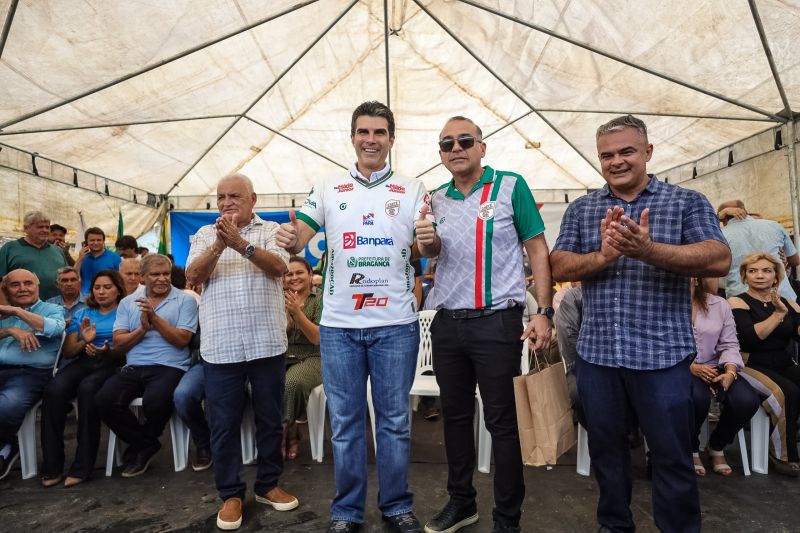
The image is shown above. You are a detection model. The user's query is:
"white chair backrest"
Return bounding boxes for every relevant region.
[52,330,68,376]
[417,310,437,376]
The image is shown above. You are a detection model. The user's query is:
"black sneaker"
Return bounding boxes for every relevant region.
[327,520,362,532]
[424,500,478,533]
[121,444,160,478]
[192,446,213,472]
[492,523,521,533]
[383,512,423,533]
[0,443,20,481]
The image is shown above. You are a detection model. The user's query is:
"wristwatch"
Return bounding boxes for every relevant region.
[535,307,555,319]
[242,243,256,259]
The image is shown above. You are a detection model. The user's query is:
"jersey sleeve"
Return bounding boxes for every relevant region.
[296,180,325,232]
[511,177,545,241]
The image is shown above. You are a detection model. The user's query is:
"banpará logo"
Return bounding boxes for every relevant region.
[385,199,400,217]
[343,232,394,249]
[347,256,391,268]
[352,293,389,310]
[362,213,375,225]
[339,202,347,210]
[386,183,406,194]
[335,183,354,193]
[349,273,390,287]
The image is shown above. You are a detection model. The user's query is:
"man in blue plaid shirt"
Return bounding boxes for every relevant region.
[551,115,730,533]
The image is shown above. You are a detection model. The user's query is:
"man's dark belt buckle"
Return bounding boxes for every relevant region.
[447,308,496,319]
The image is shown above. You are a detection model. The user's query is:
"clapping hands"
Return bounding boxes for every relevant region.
[600,206,654,261]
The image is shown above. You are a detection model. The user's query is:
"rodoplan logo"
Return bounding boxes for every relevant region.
[342,232,394,249]
[352,293,389,310]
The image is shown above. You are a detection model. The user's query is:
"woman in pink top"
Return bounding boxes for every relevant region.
[690,278,760,476]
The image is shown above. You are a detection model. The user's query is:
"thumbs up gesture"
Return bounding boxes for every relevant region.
[414,203,437,248]
[277,209,299,250]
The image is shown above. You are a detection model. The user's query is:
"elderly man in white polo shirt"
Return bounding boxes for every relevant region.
[186,173,295,531]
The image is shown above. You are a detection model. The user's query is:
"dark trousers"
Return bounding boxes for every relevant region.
[431,308,524,527]
[204,355,285,501]
[95,365,185,455]
[41,357,118,478]
[0,365,51,444]
[575,356,700,533]
[690,374,760,452]
[748,363,800,462]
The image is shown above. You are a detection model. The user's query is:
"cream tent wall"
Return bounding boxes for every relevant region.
[0,0,798,240]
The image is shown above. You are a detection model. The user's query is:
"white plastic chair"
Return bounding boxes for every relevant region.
[307,384,327,462]
[575,407,769,477]
[105,398,190,476]
[240,399,256,465]
[16,332,66,480]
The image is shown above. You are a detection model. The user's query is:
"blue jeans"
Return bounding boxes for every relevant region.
[203,355,285,501]
[320,322,419,523]
[576,356,700,533]
[0,365,52,444]
[173,362,210,448]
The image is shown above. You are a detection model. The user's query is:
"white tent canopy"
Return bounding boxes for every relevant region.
[0,0,797,239]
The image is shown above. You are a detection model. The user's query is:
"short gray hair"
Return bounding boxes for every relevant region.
[56,266,80,280]
[218,173,254,195]
[140,253,172,275]
[596,114,648,142]
[23,211,50,227]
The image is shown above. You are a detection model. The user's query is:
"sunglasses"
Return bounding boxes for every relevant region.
[438,135,481,153]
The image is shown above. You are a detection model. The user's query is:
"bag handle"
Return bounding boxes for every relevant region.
[530,347,545,372]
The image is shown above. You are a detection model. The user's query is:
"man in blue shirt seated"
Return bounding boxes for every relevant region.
[95,254,198,478]
[46,267,87,327]
[75,227,121,295]
[0,269,66,480]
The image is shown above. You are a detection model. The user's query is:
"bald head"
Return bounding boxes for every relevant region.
[119,258,141,295]
[1,269,40,306]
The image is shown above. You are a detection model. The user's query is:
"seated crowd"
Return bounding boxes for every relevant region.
[1,189,800,531]
[0,211,323,486]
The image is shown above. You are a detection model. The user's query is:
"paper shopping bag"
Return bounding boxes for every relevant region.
[514,360,575,466]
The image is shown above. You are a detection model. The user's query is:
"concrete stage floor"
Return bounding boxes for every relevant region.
[1,411,799,532]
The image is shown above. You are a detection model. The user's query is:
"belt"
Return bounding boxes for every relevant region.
[440,308,499,320]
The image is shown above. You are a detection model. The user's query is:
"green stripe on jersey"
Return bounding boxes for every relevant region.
[483,174,504,308]
[296,211,320,232]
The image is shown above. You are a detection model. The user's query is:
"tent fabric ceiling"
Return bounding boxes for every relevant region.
[0,0,797,237]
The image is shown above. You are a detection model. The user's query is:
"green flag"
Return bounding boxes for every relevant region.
[157,215,168,255]
[117,209,123,239]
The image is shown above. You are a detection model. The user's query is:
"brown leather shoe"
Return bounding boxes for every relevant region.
[255,486,299,511]
[216,497,243,530]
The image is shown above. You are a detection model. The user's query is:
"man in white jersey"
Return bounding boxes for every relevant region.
[276,101,427,533]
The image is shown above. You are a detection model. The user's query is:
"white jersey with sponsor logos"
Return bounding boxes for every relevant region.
[296,168,427,328]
